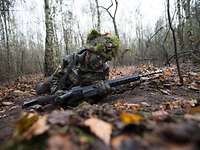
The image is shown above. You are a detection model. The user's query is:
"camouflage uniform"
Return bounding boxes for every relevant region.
[36,30,119,95]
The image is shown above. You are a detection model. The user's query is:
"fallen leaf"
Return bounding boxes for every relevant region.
[124,103,141,110]
[187,99,198,107]
[120,112,144,124]
[2,101,14,106]
[160,89,171,95]
[189,72,198,76]
[188,106,200,114]
[15,113,39,136]
[48,110,74,125]
[84,118,112,145]
[111,135,130,150]
[15,113,49,139]
[141,102,150,107]
[23,115,49,139]
[152,110,169,121]
[189,82,200,91]
[0,109,6,113]
[13,90,31,96]
[185,114,200,121]
[163,68,173,77]
[47,134,74,150]
[0,114,7,119]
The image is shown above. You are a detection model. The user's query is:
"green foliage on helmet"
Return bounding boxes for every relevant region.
[110,35,120,50]
[85,29,120,61]
[95,43,104,51]
[102,35,120,60]
[86,29,101,43]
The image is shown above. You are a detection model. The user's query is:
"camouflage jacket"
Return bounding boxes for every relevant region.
[50,49,109,94]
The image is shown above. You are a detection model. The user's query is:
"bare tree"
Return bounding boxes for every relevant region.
[99,0,119,38]
[167,0,183,84]
[194,0,200,27]
[44,0,56,76]
[177,0,184,51]
[94,0,101,32]
[0,0,13,75]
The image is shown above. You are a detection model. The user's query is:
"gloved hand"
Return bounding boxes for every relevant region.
[95,80,111,95]
[54,90,66,96]
[50,85,58,95]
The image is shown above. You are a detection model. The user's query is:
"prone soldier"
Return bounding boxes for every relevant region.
[36,30,120,95]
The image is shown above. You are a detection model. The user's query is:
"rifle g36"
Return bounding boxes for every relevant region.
[22,70,162,108]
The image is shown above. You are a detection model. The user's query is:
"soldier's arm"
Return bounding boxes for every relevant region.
[51,54,77,94]
[103,63,110,80]
[50,55,71,93]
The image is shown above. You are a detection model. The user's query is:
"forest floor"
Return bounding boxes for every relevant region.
[0,63,200,150]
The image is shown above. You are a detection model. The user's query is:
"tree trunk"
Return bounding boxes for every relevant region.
[182,0,193,49]
[44,0,56,76]
[167,0,183,84]
[113,19,119,39]
[2,1,11,76]
[95,0,101,32]
[99,0,119,39]
[177,0,184,50]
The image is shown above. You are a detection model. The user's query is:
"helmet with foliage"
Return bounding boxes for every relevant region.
[85,29,120,61]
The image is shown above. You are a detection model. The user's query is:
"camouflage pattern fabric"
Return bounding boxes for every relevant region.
[36,30,119,95]
[49,49,110,94]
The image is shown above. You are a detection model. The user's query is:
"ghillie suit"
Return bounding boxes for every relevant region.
[36,30,120,95]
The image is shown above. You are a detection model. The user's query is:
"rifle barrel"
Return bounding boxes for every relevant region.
[107,70,162,87]
[22,95,57,108]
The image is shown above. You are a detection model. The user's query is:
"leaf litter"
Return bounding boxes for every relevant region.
[0,64,200,150]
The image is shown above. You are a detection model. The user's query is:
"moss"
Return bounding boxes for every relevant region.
[95,43,104,51]
[110,36,120,49]
[87,29,101,42]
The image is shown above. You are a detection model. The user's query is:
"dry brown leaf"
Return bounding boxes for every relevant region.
[15,113,39,136]
[163,67,173,77]
[2,101,14,106]
[190,99,198,106]
[185,114,200,121]
[152,110,169,121]
[111,135,130,150]
[48,110,74,125]
[189,72,198,76]
[188,106,200,114]
[124,103,141,110]
[162,102,173,110]
[189,82,200,91]
[120,112,144,124]
[23,115,49,139]
[84,118,112,145]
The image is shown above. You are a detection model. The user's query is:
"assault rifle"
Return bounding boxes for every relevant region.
[22,70,162,108]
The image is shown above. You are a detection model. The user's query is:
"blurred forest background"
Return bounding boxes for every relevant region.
[0,0,199,82]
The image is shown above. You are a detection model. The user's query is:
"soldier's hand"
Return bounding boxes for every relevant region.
[95,80,111,95]
[54,90,65,96]
[50,85,58,94]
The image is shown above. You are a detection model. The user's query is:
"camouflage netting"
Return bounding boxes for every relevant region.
[85,29,120,61]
